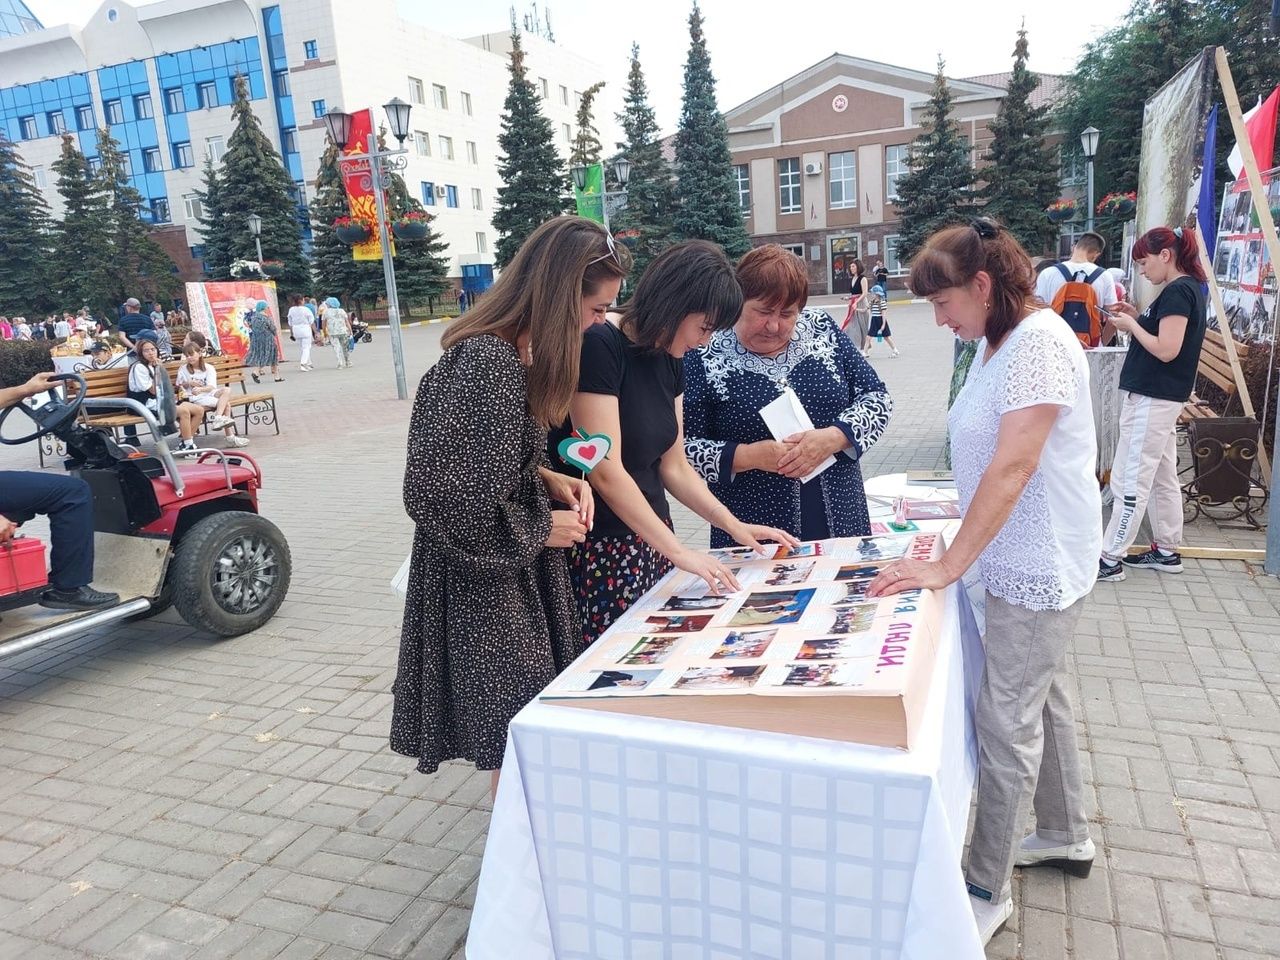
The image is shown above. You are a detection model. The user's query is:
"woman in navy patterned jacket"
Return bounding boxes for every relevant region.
[684,245,893,548]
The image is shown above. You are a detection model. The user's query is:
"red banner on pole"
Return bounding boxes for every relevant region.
[337,109,390,262]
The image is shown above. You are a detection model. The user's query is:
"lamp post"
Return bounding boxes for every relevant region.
[246,212,263,265]
[1081,126,1100,232]
[323,97,413,401]
[570,156,632,228]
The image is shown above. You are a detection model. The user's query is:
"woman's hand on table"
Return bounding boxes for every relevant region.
[866,557,959,598]
[540,468,594,529]
[671,549,742,595]
[724,521,800,555]
[546,510,588,549]
[778,427,847,479]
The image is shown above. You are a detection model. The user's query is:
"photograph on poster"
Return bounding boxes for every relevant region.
[661,594,730,612]
[775,542,826,559]
[617,636,682,666]
[835,564,883,582]
[764,561,816,586]
[1214,239,1233,280]
[780,662,872,688]
[710,629,778,659]
[674,665,766,690]
[640,614,714,633]
[836,578,875,603]
[1229,245,1243,283]
[1244,240,1262,287]
[796,635,878,660]
[588,669,663,691]
[728,589,816,627]
[827,604,878,636]
[854,537,913,561]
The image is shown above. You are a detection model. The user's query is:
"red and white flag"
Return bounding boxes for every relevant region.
[1227,85,1280,180]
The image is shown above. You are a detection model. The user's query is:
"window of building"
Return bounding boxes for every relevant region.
[885,145,910,201]
[18,116,35,140]
[164,87,185,114]
[778,157,801,214]
[282,127,298,154]
[465,140,478,164]
[111,155,124,177]
[408,77,425,105]
[173,141,194,168]
[206,136,225,162]
[781,243,805,259]
[183,194,204,222]
[562,123,571,143]
[421,181,435,206]
[104,100,123,125]
[33,165,46,189]
[539,77,549,99]
[733,163,750,214]
[197,82,217,109]
[143,148,162,173]
[461,91,472,116]
[1059,144,1086,186]
[414,131,430,156]
[445,184,458,208]
[438,135,453,160]
[134,94,153,120]
[150,198,170,223]
[311,99,326,119]
[884,234,905,274]
[273,71,290,98]
[471,187,483,210]
[559,84,569,105]
[432,84,448,110]
[190,243,206,262]
[75,105,94,130]
[303,39,318,60]
[46,111,65,135]
[828,151,856,209]
[476,231,488,254]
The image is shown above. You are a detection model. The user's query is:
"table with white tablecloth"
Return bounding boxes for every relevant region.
[1087,345,1127,482]
[466,575,987,960]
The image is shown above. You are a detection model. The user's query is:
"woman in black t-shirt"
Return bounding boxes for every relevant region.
[551,241,797,644]
[1098,225,1207,581]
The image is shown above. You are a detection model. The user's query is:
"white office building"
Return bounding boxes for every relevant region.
[0,0,606,285]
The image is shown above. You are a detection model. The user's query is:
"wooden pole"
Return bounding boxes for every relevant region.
[1193,226,1271,482]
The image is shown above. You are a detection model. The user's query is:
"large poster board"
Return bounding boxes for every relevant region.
[542,532,946,750]
[184,281,282,361]
[1212,166,1280,341]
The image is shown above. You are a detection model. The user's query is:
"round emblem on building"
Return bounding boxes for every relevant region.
[832,94,849,113]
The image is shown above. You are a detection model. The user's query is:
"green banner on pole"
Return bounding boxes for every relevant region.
[574,163,606,225]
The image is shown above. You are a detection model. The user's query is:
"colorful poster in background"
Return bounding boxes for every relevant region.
[1211,168,1280,342]
[337,109,391,262]
[573,163,605,225]
[184,281,282,361]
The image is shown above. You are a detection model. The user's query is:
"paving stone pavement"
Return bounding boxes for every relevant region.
[0,301,1276,959]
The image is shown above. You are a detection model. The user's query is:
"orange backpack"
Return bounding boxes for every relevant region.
[1049,264,1105,348]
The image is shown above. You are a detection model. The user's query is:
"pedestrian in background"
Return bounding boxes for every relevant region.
[244,300,283,383]
[287,294,315,371]
[862,267,899,357]
[323,297,352,369]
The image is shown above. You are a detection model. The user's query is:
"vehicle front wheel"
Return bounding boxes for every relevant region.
[171,512,291,636]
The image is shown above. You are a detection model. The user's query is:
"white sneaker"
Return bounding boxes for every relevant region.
[969,893,1013,945]
[1015,834,1095,877]
[891,349,901,357]
[226,435,250,447]
[207,415,233,430]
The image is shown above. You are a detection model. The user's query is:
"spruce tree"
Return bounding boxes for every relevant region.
[979,27,1060,255]
[613,43,677,293]
[95,128,180,308]
[49,134,114,317]
[894,57,974,262]
[0,134,54,316]
[193,153,231,280]
[205,75,310,295]
[570,82,606,168]
[384,175,451,310]
[673,3,750,258]
[493,30,567,268]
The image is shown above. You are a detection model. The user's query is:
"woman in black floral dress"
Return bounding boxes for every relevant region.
[391,217,630,794]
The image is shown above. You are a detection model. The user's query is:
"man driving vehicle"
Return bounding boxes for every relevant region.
[1,372,120,611]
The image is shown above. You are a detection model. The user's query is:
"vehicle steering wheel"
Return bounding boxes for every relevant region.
[0,373,88,445]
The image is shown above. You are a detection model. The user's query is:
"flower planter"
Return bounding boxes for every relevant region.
[335,224,371,244]
[1047,208,1077,224]
[1108,198,1136,217]
[392,221,429,240]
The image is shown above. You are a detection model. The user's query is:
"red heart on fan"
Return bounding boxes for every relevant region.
[578,444,597,461]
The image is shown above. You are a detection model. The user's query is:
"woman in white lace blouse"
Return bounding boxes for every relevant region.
[868,220,1101,946]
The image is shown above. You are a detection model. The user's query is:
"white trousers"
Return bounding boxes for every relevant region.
[292,328,313,367]
[1102,390,1185,559]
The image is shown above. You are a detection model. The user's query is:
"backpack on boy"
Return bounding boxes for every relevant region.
[1049,263,1105,348]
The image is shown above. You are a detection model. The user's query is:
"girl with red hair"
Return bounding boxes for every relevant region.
[1097,225,1207,581]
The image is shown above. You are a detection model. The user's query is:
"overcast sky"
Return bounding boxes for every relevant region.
[31,0,1131,142]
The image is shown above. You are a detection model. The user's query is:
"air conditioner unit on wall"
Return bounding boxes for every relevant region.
[436,185,448,198]
[804,161,823,176]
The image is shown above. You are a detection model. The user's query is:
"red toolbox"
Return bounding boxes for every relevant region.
[1,537,49,597]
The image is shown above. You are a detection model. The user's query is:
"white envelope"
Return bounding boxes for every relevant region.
[758,387,836,484]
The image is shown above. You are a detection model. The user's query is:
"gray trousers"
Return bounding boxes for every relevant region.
[965,593,1091,901]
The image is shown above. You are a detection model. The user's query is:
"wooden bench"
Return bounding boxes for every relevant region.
[1180,328,1250,422]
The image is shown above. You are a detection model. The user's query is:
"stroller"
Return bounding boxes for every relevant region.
[349,318,372,348]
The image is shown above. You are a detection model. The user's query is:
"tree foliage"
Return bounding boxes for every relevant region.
[193,153,232,280]
[570,82,606,168]
[49,134,115,317]
[894,58,974,262]
[673,2,750,258]
[613,43,678,296]
[493,30,567,269]
[0,133,53,317]
[979,26,1060,255]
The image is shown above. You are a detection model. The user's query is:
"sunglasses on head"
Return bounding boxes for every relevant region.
[587,229,621,268]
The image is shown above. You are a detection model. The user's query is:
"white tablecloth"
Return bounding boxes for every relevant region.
[1087,346,1127,481]
[467,585,986,960]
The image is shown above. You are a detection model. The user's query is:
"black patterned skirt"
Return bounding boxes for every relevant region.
[568,528,674,646]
